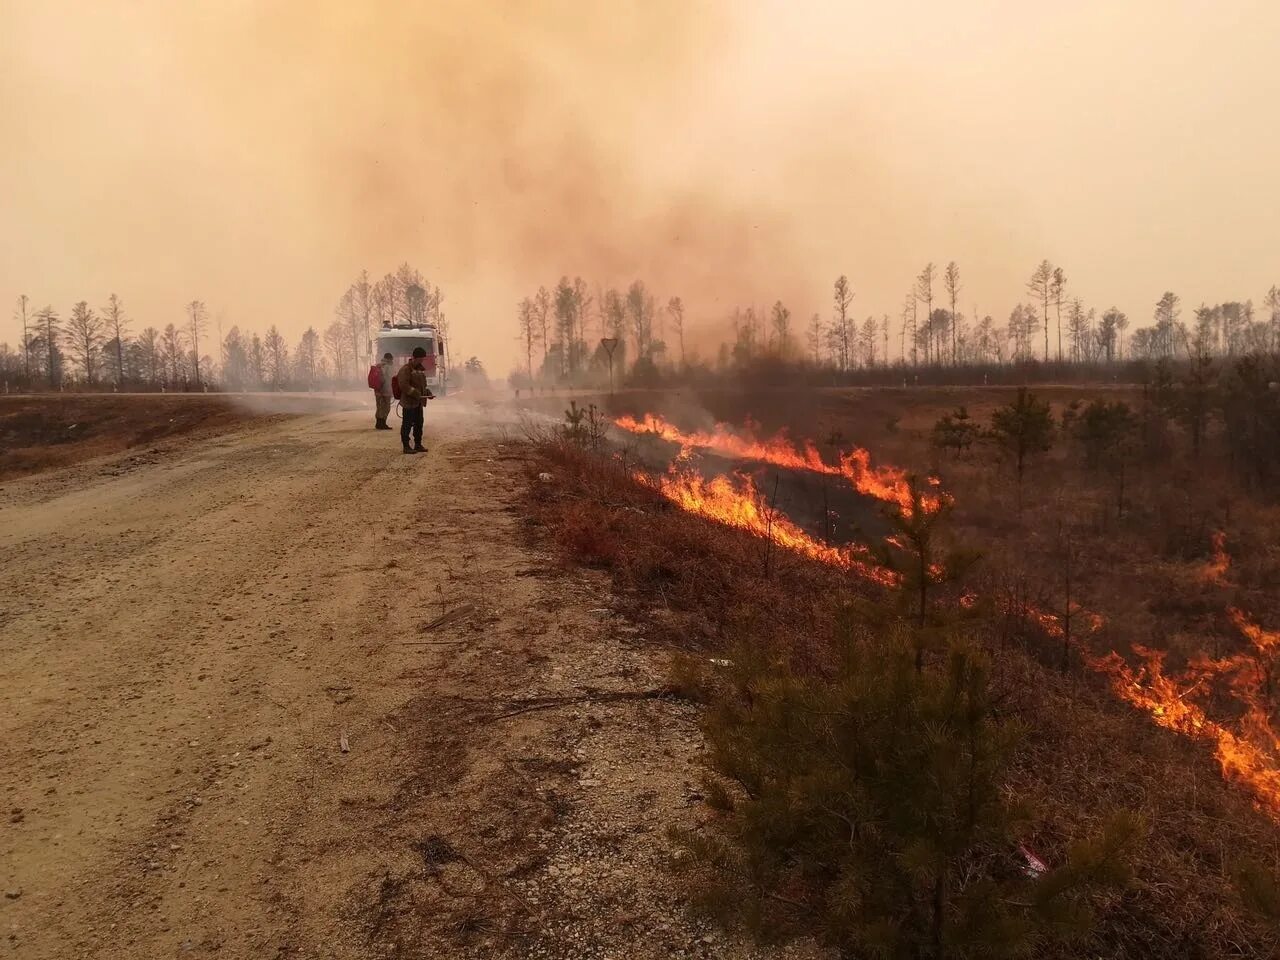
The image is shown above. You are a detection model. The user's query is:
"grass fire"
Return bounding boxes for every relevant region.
[7,3,1280,958]
[525,376,1280,958]
[619,409,1280,829]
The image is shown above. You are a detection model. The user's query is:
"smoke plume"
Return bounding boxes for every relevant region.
[4,1,1279,370]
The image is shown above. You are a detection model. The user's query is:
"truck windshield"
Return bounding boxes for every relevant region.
[378,336,435,357]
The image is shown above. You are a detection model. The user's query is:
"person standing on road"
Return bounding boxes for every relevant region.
[397,347,434,455]
[372,352,395,430]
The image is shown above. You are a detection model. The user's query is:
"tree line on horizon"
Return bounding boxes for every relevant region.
[512,277,685,389]
[512,262,1280,389]
[0,263,486,392]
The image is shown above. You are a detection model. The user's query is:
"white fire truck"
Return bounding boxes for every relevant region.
[370,322,448,396]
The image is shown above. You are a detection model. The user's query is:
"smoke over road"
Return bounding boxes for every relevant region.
[2,1,800,361]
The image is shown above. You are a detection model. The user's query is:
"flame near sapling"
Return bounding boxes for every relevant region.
[621,414,1280,819]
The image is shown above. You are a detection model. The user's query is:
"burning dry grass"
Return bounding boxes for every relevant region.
[615,411,943,514]
[638,468,896,587]
[525,432,1280,958]
[615,406,1280,827]
[528,440,874,667]
[1085,535,1280,819]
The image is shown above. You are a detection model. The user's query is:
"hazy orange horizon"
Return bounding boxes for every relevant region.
[3,0,1277,373]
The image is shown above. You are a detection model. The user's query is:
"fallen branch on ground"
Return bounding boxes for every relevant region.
[487,686,678,722]
[418,604,476,633]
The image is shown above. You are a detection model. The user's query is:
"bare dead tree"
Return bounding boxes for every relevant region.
[573,278,592,367]
[518,297,536,389]
[36,305,60,387]
[336,288,358,377]
[137,326,162,386]
[901,293,915,367]
[430,284,448,345]
[66,301,104,385]
[833,276,854,370]
[102,294,129,387]
[264,324,288,388]
[15,295,30,383]
[534,286,551,362]
[554,277,576,376]
[214,311,225,383]
[187,300,207,388]
[944,262,961,365]
[806,313,824,365]
[1051,267,1067,363]
[355,269,372,345]
[1027,260,1054,362]
[915,263,935,365]
[626,280,655,359]
[161,323,186,385]
[771,301,793,358]
[667,296,685,368]
[323,321,347,378]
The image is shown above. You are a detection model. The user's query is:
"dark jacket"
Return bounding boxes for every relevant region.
[396,361,431,409]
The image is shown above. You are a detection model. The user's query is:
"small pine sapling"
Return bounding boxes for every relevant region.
[674,613,1141,958]
[989,387,1055,512]
[931,406,979,457]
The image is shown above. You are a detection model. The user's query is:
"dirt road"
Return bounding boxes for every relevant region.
[0,402,752,960]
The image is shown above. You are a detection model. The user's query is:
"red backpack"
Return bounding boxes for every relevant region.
[391,374,402,400]
[366,364,382,390]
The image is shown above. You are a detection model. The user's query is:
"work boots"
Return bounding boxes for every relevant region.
[375,418,391,430]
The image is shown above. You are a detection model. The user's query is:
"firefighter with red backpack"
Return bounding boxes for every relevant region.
[368,352,396,430]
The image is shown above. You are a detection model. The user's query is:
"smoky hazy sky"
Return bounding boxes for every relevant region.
[2,0,1277,370]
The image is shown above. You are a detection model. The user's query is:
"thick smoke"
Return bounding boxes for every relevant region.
[2,0,801,367]
[4,1,1279,370]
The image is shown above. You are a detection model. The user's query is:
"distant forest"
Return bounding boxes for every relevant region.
[6,258,1278,392]
[513,261,1280,389]
[0,263,488,392]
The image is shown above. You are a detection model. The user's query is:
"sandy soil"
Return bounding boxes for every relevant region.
[0,400,799,960]
[0,393,368,481]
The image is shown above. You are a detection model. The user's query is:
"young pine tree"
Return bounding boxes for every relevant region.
[989,388,1055,512]
[876,476,973,666]
[1070,399,1138,517]
[676,614,1141,959]
[1172,352,1216,460]
[931,406,978,457]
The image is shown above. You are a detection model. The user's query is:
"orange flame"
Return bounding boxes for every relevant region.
[1089,639,1280,813]
[621,416,1280,817]
[1083,531,1280,815]
[615,413,939,514]
[639,468,898,588]
[1202,530,1230,586]
[1228,607,1280,656]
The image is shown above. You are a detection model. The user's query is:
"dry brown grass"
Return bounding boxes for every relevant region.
[0,395,288,481]
[525,431,1280,959]
[584,385,1280,697]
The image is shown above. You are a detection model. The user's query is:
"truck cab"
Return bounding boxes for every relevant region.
[372,322,448,396]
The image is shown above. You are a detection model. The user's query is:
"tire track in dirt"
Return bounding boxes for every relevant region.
[1,402,797,960]
[0,410,491,956]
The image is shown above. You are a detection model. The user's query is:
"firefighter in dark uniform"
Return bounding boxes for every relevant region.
[396,347,434,454]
